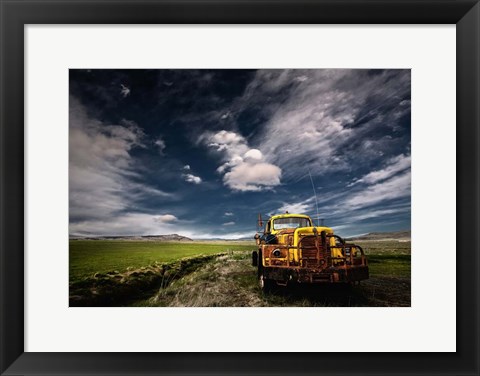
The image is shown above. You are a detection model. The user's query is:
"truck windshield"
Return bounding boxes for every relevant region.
[273,217,311,230]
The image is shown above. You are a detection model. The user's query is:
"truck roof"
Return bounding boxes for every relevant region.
[269,213,312,221]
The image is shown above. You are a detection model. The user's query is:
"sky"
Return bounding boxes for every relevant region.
[69,69,411,239]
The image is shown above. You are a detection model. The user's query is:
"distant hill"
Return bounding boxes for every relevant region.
[70,234,193,242]
[347,230,411,241]
[194,237,254,241]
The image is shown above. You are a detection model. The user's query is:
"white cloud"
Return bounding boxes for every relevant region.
[187,230,254,240]
[217,156,244,174]
[341,205,410,223]
[243,149,263,161]
[233,69,411,180]
[349,154,411,186]
[320,199,411,231]
[183,173,202,184]
[70,213,180,237]
[277,201,312,214]
[222,221,235,226]
[295,75,308,82]
[69,97,172,231]
[224,212,234,216]
[155,138,166,154]
[70,212,253,239]
[120,83,130,98]
[203,130,282,191]
[272,165,410,224]
[206,130,248,156]
[343,170,411,209]
[183,164,191,170]
[154,214,178,223]
[224,162,281,192]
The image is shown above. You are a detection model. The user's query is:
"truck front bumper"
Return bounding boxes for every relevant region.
[264,265,369,284]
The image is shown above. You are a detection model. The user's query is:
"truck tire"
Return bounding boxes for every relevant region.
[252,251,258,266]
[258,273,274,293]
[256,249,272,293]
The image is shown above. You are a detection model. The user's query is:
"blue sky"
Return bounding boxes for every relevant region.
[69,69,411,239]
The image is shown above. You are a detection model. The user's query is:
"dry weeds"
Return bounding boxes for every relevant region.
[148,253,267,307]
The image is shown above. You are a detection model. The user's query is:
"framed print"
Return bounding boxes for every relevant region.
[1,0,479,375]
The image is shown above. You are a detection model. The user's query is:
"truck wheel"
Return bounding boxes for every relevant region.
[252,251,258,266]
[259,273,274,293]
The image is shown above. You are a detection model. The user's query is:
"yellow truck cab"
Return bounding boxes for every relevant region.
[253,213,368,291]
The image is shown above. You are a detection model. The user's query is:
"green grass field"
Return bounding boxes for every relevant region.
[70,239,411,307]
[69,240,255,283]
[367,254,411,277]
[356,240,411,277]
[355,240,411,255]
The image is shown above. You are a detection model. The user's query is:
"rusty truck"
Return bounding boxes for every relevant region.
[252,212,368,291]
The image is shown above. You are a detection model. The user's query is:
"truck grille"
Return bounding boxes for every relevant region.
[299,236,329,268]
[299,236,317,248]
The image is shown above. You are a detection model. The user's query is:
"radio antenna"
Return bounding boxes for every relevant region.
[308,170,320,226]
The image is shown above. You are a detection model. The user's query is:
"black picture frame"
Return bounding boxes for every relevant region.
[1,1,478,375]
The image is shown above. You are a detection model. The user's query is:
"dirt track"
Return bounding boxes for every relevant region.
[144,253,267,307]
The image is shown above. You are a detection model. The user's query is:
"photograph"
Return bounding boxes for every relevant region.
[1,0,477,372]
[69,68,411,307]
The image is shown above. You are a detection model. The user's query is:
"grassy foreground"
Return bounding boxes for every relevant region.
[140,244,411,307]
[69,239,410,307]
[70,240,255,283]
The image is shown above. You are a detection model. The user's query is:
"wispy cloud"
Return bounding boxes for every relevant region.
[338,204,410,223]
[288,167,409,214]
[234,69,411,180]
[69,97,173,227]
[342,170,411,209]
[222,221,235,226]
[70,212,181,237]
[172,69,410,182]
[348,153,411,186]
[120,83,130,98]
[70,69,410,238]
[155,138,166,154]
[274,162,410,228]
[277,200,313,214]
[189,230,254,240]
[70,212,252,239]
